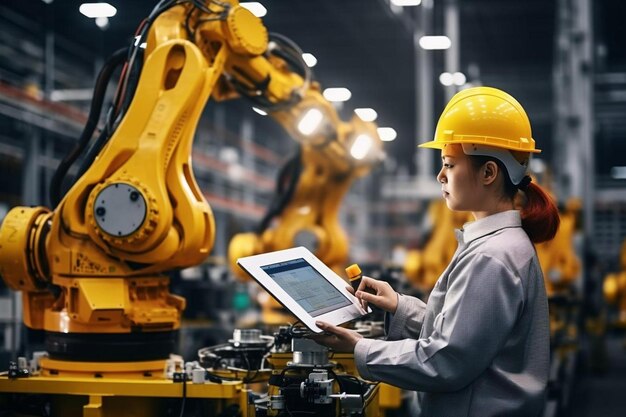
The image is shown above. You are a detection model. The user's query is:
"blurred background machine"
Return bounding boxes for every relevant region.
[604,240,626,328]
[0,0,625,417]
[403,199,472,293]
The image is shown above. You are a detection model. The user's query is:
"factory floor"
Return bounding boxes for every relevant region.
[570,332,626,416]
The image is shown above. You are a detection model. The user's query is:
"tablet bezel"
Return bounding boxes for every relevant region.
[237,246,370,334]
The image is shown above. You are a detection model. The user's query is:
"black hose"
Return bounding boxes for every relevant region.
[73,124,111,181]
[49,47,128,207]
[256,147,303,234]
[268,32,311,84]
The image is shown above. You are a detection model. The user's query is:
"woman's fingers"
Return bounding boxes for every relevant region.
[346,285,367,310]
[315,321,330,331]
[356,276,376,294]
[316,321,345,335]
[310,321,363,352]
[357,288,393,312]
[357,290,381,308]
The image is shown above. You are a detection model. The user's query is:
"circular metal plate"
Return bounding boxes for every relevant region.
[93,183,146,237]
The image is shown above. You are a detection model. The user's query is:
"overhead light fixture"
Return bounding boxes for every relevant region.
[323,88,351,102]
[252,107,268,116]
[219,147,239,164]
[391,0,422,6]
[240,2,267,17]
[354,108,378,122]
[297,108,324,135]
[350,134,375,160]
[530,158,546,174]
[79,2,117,18]
[50,89,94,102]
[302,53,317,68]
[95,16,109,29]
[439,72,466,86]
[377,127,397,142]
[419,36,451,50]
[452,72,466,86]
[439,72,453,86]
[611,166,626,179]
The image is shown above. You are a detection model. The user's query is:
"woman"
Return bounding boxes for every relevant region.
[312,87,560,416]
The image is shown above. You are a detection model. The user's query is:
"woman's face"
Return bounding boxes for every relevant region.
[436,144,482,212]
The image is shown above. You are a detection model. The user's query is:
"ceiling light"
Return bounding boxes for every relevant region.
[95,16,109,29]
[50,89,93,101]
[323,88,351,102]
[419,36,451,50]
[219,147,239,164]
[611,166,626,179]
[439,72,454,86]
[240,2,267,17]
[354,108,378,122]
[297,108,324,135]
[391,0,422,6]
[302,53,317,68]
[350,134,374,160]
[377,127,397,142]
[530,158,546,174]
[79,3,117,18]
[252,107,268,116]
[452,72,466,86]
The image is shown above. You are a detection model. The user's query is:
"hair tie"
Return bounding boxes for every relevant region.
[518,175,532,189]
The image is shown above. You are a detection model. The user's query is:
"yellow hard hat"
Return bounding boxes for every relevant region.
[419,86,541,154]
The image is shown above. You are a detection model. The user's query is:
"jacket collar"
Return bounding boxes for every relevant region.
[455,210,522,245]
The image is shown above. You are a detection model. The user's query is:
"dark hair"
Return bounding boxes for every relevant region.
[469,155,560,243]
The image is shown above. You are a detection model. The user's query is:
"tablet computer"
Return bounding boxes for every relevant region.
[237,247,371,334]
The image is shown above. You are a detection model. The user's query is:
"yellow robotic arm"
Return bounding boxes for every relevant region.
[223,30,384,277]
[228,110,382,277]
[535,198,582,296]
[0,0,383,360]
[604,240,626,326]
[403,200,472,292]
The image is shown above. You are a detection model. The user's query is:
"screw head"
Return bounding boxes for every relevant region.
[129,191,140,202]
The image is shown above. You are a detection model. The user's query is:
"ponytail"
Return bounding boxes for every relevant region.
[468,154,561,243]
[519,182,560,243]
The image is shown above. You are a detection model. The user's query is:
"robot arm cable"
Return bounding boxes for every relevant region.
[256,147,303,234]
[49,47,128,207]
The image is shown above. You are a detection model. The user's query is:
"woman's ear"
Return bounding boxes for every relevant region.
[482,161,498,185]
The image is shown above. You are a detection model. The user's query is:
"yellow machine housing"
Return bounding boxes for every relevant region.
[604,240,626,327]
[535,198,581,296]
[0,0,382,360]
[404,200,472,292]
[0,1,386,416]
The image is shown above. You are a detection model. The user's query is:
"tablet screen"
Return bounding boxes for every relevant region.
[261,258,352,317]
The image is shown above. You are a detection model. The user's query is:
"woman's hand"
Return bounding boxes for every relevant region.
[353,276,398,314]
[310,321,363,352]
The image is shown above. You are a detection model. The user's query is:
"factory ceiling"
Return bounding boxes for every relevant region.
[2,0,625,174]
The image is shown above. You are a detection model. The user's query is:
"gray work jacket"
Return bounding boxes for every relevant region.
[355,210,549,417]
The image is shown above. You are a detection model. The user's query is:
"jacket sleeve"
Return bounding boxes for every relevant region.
[384,294,427,340]
[354,253,524,392]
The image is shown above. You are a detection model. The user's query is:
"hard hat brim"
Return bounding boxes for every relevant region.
[418,139,541,153]
[418,140,445,150]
